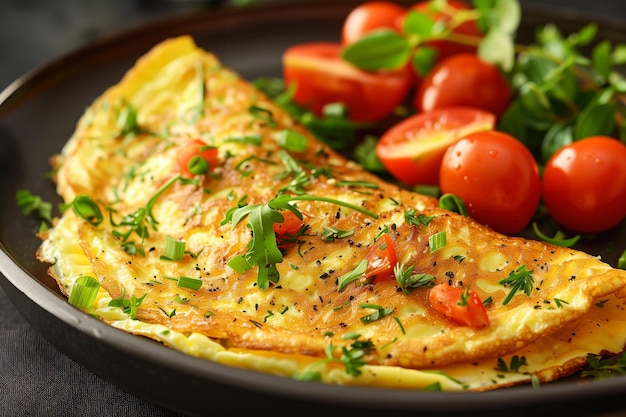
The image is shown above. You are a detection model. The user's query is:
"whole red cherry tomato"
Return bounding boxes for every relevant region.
[541,136,626,234]
[439,130,541,235]
[341,1,406,45]
[406,0,483,62]
[376,106,496,186]
[428,284,489,328]
[283,42,412,122]
[414,53,512,116]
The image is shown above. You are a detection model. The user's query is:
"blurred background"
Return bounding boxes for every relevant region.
[1,0,626,416]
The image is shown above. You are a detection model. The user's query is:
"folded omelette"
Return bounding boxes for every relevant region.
[38,36,626,391]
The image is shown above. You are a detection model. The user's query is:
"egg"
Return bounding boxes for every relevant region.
[37,36,626,391]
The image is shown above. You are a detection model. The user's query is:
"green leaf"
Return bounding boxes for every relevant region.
[518,81,552,118]
[592,39,613,82]
[574,101,617,140]
[412,46,438,77]
[611,44,626,65]
[341,29,411,71]
[568,22,598,47]
[478,28,515,71]
[403,10,437,39]
[488,0,521,34]
[438,194,468,216]
[337,259,368,292]
[541,123,573,163]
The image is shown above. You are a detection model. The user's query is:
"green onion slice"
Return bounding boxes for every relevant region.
[72,195,103,226]
[429,231,447,253]
[162,236,186,261]
[188,155,210,175]
[178,276,203,290]
[68,276,100,309]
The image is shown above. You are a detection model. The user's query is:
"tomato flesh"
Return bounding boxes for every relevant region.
[176,139,219,178]
[541,136,626,234]
[428,283,489,328]
[366,233,397,284]
[376,106,495,186]
[341,1,406,45]
[283,42,412,122]
[439,130,541,235]
[414,53,511,116]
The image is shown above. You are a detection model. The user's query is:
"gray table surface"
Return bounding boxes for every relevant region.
[2,1,626,416]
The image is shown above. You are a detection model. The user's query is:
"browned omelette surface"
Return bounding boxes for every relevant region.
[38,36,626,389]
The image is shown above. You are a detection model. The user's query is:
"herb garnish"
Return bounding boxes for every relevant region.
[294,337,375,381]
[499,265,534,305]
[394,263,435,294]
[222,193,377,289]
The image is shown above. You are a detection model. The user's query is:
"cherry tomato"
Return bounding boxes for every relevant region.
[341,1,406,45]
[439,131,541,235]
[282,42,412,123]
[376,106,496,186]
[428,284,489,328]
[414,53,512,116]
[365,233,397,284]
[405,0,483,62]
[176,139,219,178]
[541,136,626,234]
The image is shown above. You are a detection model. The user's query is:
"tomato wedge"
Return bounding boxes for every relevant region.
[366,233,397,284]
[282,42,412,123]
[428,284,489,328]
[375,106,495,186]
[176,139,219,178]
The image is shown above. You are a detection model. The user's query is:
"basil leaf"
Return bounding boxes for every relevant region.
[341,29,410,71]
[592,39,613,82]
[574,101,617,140]
[412,46,438,77]
[541,123,573,163]
[403,10,436,39]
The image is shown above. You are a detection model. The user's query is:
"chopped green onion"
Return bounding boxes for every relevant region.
[177,276,203,290]
[68,276,100,309]
[71,195,103,226]
[429,231,447,253]
[188,155,210,175]
[161,236,186,261]
[275,129,309,152]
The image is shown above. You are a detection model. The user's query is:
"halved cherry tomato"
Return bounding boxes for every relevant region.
[405,0,483,62]
[439,130,541,235]
[282,42,412,123]
[176,139,219,178]
[428,283,489,328]
[541,136,626,234]
[414,53,512,116]
[376,106,495,186]
[366,233,397,284]
[341,1,406,45]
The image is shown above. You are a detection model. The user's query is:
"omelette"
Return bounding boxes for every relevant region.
[37,36,626,391]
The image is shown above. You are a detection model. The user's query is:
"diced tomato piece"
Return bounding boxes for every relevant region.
[428,283,489,328]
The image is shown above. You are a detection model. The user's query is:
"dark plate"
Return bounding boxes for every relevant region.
[1,1,626,416]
